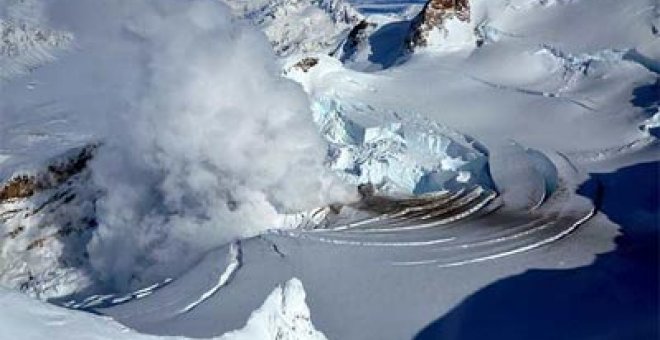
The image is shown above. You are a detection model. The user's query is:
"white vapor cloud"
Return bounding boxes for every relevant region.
[2,0,353,290]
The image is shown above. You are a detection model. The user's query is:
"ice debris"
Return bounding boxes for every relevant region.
[312,97,492,195]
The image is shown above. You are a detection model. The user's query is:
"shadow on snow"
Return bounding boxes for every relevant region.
[414,160,660,340]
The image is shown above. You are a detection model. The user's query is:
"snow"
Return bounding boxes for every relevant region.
[0,287,159,340]
[0,277,326,340]
[305,3,657,154]
[0,0,658,339]
[642,109,660,138]
[100,159,607,338]
[225,0,362,57]
[220,278,328,340]
[310,97,491,194]
[179,242,242,313]
[350,1,425,16]
[0,146,98,299]
[488,142,548,210]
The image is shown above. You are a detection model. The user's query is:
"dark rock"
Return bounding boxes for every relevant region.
[406,0,471,51]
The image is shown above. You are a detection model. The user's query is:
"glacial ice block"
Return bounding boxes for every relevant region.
[312,97,492,195]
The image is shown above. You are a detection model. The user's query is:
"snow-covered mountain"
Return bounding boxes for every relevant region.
[329,0,480,70]
[225,0,363,57]
[0,0,658,339]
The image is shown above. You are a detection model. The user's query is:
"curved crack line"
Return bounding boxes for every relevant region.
[178,241,242,314]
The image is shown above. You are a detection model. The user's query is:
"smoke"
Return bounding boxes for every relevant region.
[7,0,353,290]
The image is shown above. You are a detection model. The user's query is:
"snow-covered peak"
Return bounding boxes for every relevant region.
[221,278,328,340]
[225,0,363,57]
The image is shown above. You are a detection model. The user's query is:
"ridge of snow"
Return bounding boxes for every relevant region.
[220,278,328,340]
[641,109,660,138]
[0,277,326,340]
[179,241,242,313]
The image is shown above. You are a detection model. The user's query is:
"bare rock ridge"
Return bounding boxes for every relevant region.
[406,0,471,50]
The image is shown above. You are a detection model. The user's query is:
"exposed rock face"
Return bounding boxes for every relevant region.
[291,57,320,73]
[0,145,99,299]
[0,146,95,202]
[406,0,471,50]
[332,19,377,63]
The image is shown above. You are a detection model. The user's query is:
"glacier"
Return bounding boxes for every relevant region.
[311,97,492,195]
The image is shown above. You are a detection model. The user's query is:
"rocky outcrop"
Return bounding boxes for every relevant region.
[291,57,319,73]
[329,0,475,69]
[332,19,377,63]
[406,0,471,51]
[0,146,95,202]
[0,145,99,299]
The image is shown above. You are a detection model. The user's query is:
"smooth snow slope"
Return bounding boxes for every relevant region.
[0,277,327,340]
